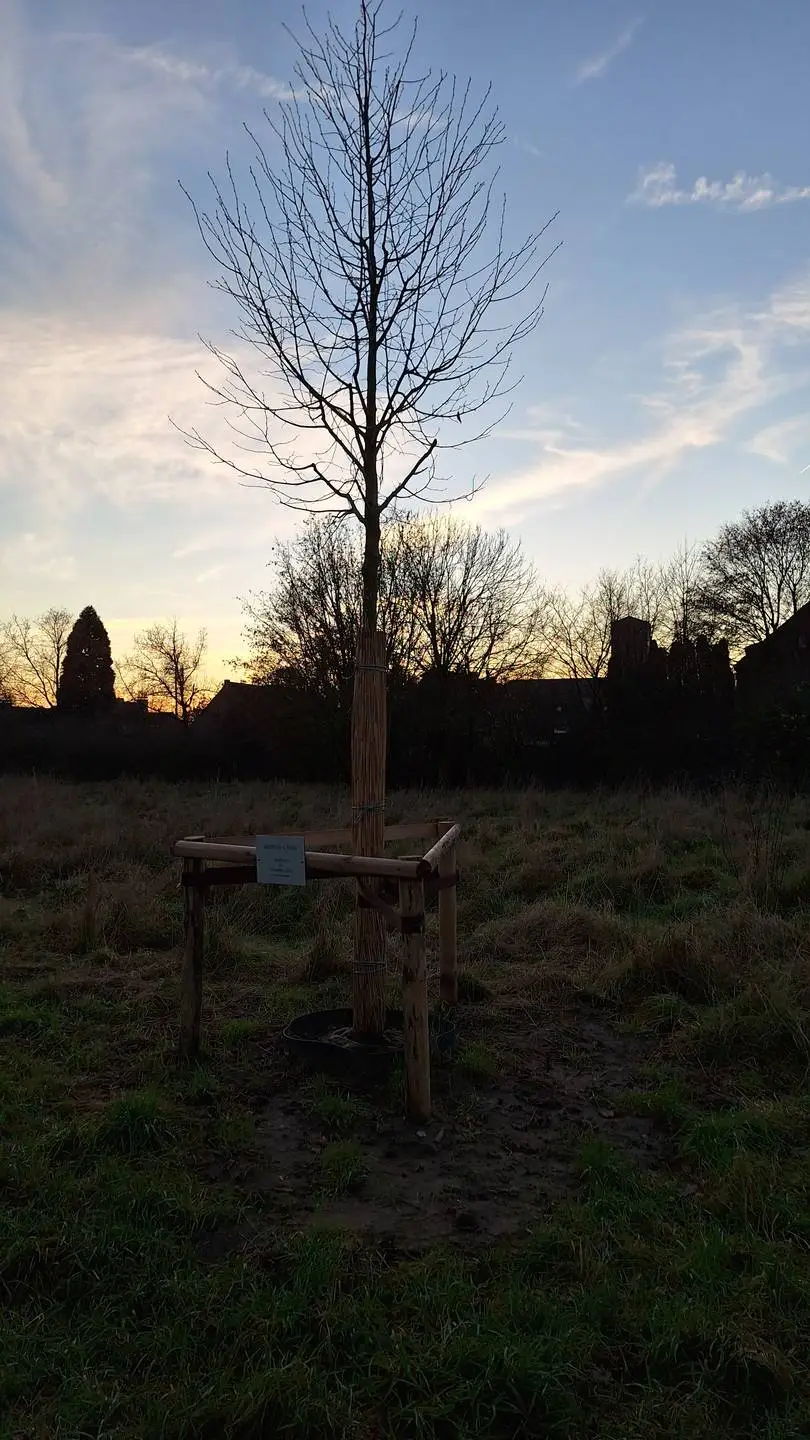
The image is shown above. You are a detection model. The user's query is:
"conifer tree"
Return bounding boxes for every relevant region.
[59,607,116,713]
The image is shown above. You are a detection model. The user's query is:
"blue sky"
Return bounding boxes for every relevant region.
[1,0,808,678]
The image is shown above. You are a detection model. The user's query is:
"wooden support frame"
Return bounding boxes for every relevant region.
[172,817,461,1120]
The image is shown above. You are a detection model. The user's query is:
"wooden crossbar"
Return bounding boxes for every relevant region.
[187,821,438,852]
[173,837,422,879]
[418,823,461,876]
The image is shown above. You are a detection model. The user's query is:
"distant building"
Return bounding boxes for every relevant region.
[735,601,810,709]
[192,678,341,780]
[500,677,598,741]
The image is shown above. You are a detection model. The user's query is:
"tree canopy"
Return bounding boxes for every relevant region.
[182,0,556,631]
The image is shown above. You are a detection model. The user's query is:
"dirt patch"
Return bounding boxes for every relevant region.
[200,1000,667,1255]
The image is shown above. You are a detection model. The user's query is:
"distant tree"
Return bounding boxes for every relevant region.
[401,514,549,679]
[547,561,663,700]
[120,621,211,725]
[59,607,116,713]
[240,519,414,701]
[657,540,714,647]
[240,514,548,697]
[1,608,73,708]
[0,640,15,706]
[699,501,810,648]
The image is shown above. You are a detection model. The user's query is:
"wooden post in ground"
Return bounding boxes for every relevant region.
[436,820,459,1006]
[180,857,205,1060]
[399,876,430,1122]
[351,628,387,1038]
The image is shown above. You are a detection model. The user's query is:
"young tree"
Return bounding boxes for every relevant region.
[699,501,810,648]
[121,622,211,725]
[183,0,556,1035]
[59,607,116,714]
[1,608,73,707]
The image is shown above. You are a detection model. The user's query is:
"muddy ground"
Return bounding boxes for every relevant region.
[196,1000,668,1259]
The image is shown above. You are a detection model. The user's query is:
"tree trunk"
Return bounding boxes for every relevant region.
[351,626,387,1037]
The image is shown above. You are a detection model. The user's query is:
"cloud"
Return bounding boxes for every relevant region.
[0,531,76,583]
[0,15,218,322]
[631,162,810,211]
[746,416,810,466]
[575,18,642,83]
[511,135,543,159]
[119,42,293,103]
[0,11,294,326]
[0,6,304,591]
[0,311,323,541]
[471,270,810,524]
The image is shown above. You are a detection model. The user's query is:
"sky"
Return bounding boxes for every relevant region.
[1,0,809,682]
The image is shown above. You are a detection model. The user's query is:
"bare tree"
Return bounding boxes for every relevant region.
[180,0,557,634]
[241,516,422,698]
[401,514,549,678]
[1,609,73,707]
[699,501,810,649]
[658,540,712,647]
[240,512,548,693]
[0,637,16,705]
[121,622,211,725]
[547,562,663,701]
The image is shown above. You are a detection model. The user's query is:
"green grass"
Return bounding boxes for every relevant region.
[456,1040,503,1082]
[3,776,810,1436]
[304,1075,373,1131]
[318,1139,367,1196]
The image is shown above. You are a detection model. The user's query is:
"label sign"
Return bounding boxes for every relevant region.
[255,835,307,887]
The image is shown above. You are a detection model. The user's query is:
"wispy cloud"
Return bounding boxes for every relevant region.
[746,416,810,466]
[631,162,810,211]
[575,17,642,83]
[0,311,316,529]
[511,135,543,159]
[0,17,218,322]
[121,42,293,103]
[0,8,300,551]
[0,10,295,326]
[472,270,810,524]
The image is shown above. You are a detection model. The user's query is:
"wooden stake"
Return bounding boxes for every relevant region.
[351,628,387,1037]
[436,821,459,1006]
[180,857,205,1060]
[399,876,430,1122]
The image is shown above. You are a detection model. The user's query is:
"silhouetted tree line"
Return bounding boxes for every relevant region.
[3,500,810,784]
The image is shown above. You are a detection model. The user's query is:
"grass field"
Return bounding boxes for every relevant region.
[2,775,810,1438]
